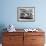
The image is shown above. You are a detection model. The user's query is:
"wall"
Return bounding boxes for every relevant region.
[0,0,46,43]
[0,0,46,29]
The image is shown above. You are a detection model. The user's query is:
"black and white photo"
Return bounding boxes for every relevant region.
[17,7,35,22]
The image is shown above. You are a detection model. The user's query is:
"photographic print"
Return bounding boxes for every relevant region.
[17,7,35,22]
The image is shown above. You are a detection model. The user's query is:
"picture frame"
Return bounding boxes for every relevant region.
[17,7,35,22]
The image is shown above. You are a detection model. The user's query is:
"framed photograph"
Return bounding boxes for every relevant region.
[17,7,35,22]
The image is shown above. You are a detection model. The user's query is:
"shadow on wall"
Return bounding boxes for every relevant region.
[0,24,7,43]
